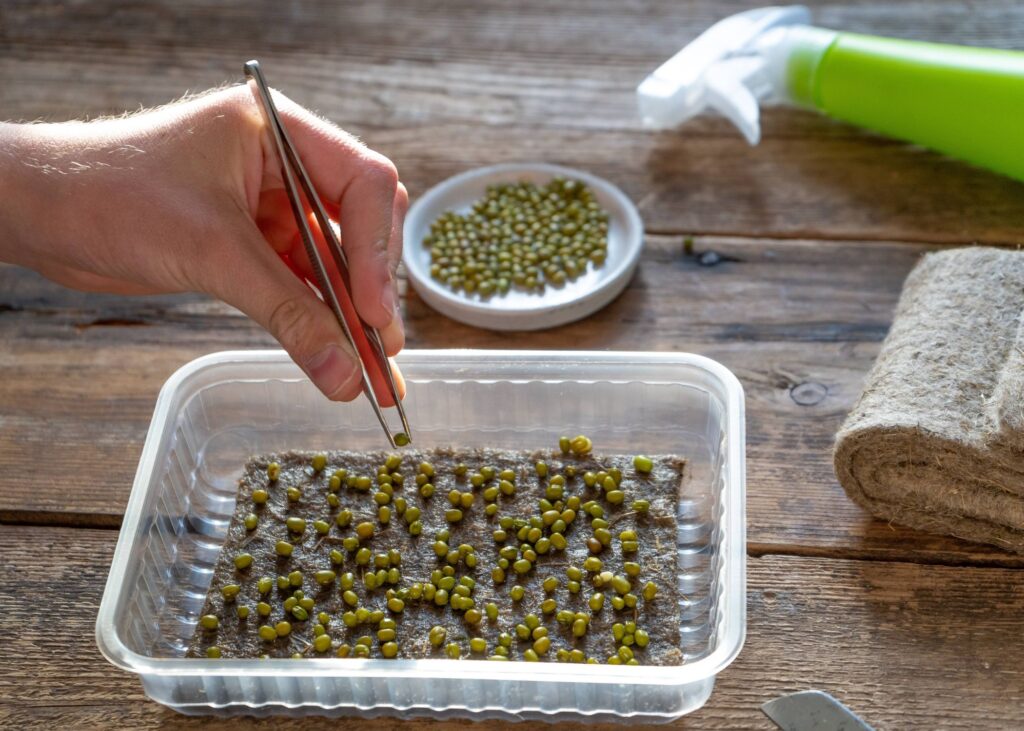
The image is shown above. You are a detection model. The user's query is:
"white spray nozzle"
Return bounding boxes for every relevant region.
[637,5,812,144]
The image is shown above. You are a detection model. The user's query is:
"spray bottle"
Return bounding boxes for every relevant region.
[637,5,1024,182]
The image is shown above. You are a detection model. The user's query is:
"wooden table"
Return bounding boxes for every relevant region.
[2,1,1023,728]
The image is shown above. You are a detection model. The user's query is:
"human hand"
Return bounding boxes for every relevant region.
[0,85,407,402]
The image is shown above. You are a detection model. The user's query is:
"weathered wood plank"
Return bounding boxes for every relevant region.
[1,526,1021,730]
[2,2,1023,244]
[2,236,1022,565]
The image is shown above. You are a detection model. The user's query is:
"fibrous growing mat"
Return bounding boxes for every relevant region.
[187,442,686,663]
[835,247,1024,553]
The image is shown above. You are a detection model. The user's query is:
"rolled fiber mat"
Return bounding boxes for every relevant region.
[834,247,1024,553]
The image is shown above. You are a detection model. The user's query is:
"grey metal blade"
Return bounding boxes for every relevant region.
[761,690,874,731]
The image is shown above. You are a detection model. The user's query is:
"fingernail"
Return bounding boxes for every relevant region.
[306,345,359,398]
[381,310,405,352]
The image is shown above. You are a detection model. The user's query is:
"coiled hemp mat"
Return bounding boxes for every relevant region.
[834,247,1024,553]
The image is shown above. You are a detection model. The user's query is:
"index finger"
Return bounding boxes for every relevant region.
[272,93,400,330]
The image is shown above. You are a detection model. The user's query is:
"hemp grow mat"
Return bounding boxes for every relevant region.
[834,247,1024,554]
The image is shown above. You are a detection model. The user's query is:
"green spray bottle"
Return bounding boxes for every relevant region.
[637,6,1024,182]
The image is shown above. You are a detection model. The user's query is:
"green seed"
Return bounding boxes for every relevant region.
[267,462,280,481]
[258,625,277,641]
[312,519,330,535]
[312,454,327,472]
[291,605,309,621]
[206,646,222,658]
[356,522,374,539]
[275,621,292,637]
[446,643,461,659]
[275,541,293,557]
[542,577,559,593]
[583,557,603,572]
[558,436,571,454]
[465,609,483,625]
[455,463,468,476]
[381,641,399,658]
[611,576,631,595]
[589,592,605,611]
[257,576,273,595]
[624,562,641,577]
[286,517,306,534]
[569,435,592,455]
[257,602,271,617]
[286,487,301,502]
[420,483,435,498]
[343,590,359,607]
[388,597,405,613]
[631,499,650,513]
[221,584,241,601]
[252,489,268,505]
[200,614,219,630]
[568,580,581,594]
[513,559,532,575]
[643,582,658,600]
[315,570,336,586]
[312,634,332,653]
[510,586,525,602]
[378,506,391,524]
[572,618,588,637]
[394,432,410,447]
[244,513,258,530]
[429,626,447,646]
[606,490,625,505]
[535,461,548,477]
[335,509,353,527]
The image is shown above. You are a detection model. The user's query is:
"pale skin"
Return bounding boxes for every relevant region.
[0,85,407,401]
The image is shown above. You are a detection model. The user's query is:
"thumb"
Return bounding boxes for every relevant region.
[209,219,364,402]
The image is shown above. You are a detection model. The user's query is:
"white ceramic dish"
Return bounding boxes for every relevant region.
[96,349,745,723]
[402,163,644,331]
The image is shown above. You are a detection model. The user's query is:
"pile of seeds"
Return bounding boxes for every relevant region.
[424,177,610,297]
[188,437,685,664]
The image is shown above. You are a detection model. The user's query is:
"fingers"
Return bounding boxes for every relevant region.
[210,214,364,402]
[271,93,403,330]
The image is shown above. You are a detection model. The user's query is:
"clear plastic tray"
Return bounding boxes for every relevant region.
[96,349,746,723]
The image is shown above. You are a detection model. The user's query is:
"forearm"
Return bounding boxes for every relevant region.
[0,123,62,270]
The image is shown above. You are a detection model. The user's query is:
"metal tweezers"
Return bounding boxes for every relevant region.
[244,60,410,448]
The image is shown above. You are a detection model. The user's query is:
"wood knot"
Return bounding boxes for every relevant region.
[790,381,827,406]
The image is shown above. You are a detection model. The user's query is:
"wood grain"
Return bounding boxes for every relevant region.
[4,236,1022,564]
[2,1,1023,244]
[1,525,1021,730]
